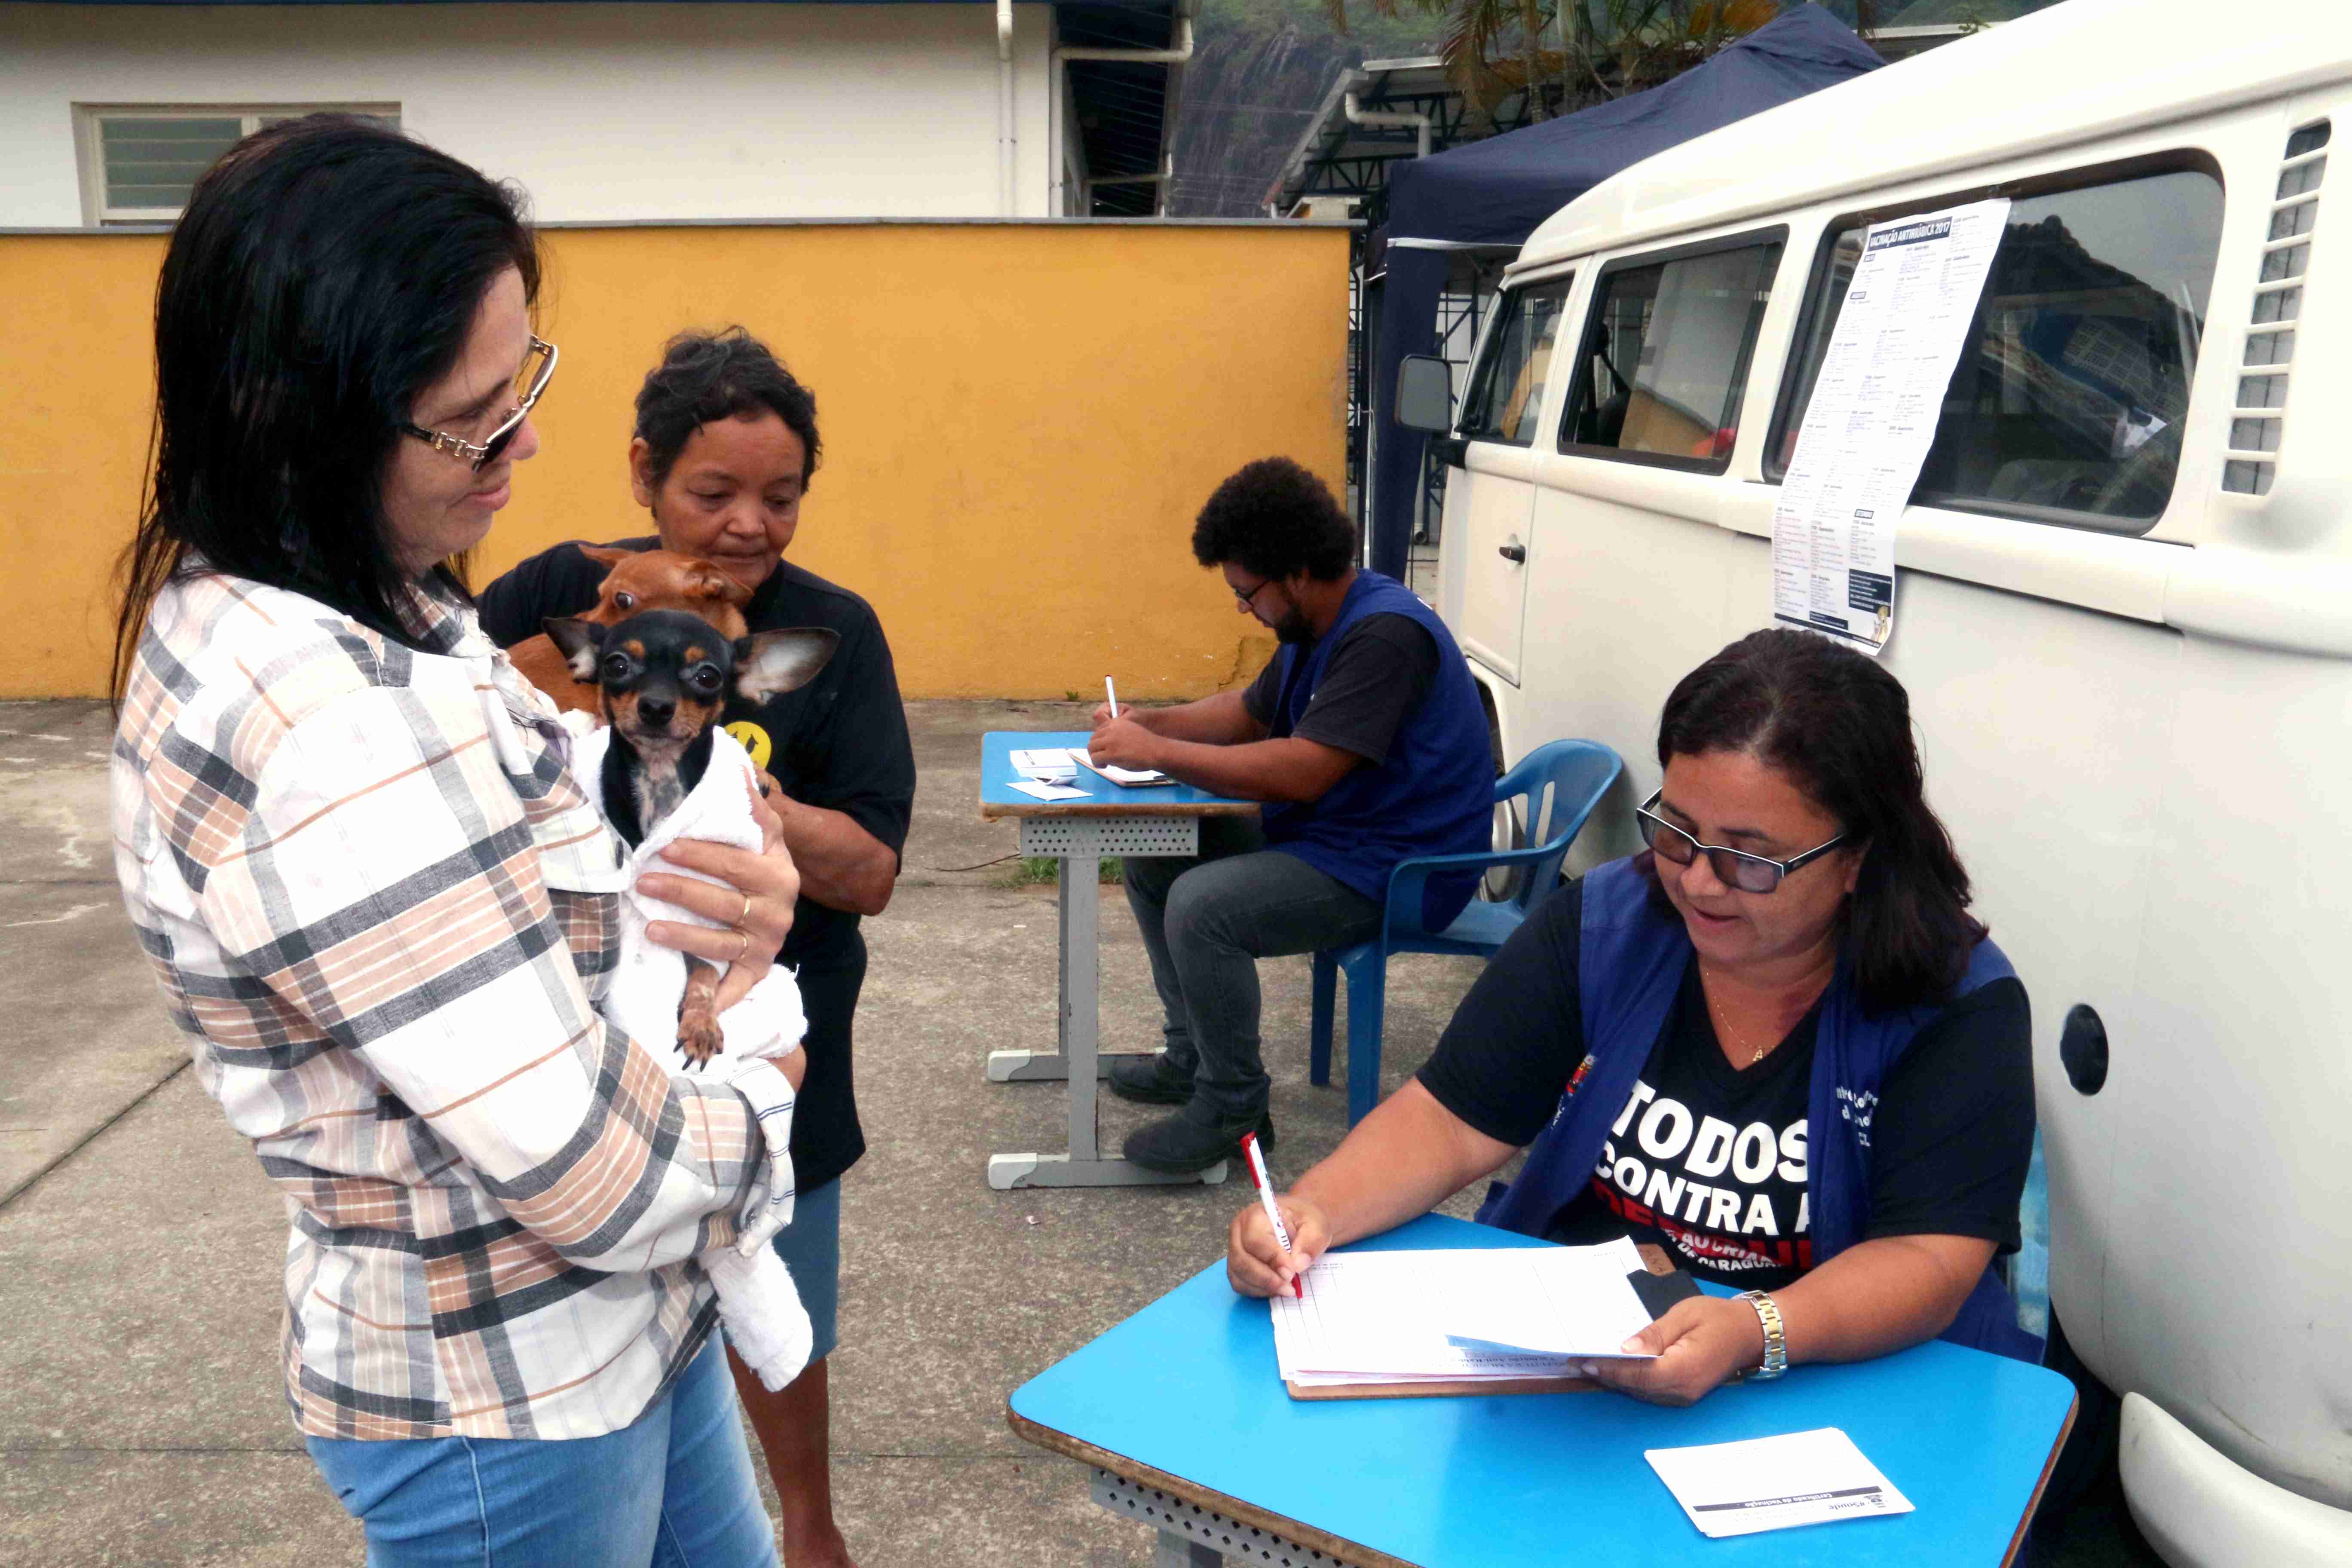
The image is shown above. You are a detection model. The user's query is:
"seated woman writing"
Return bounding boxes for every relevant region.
[1227,628,2038,1403]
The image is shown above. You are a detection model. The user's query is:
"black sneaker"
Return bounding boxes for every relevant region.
[1122,1107,1276,1174]
[1106,1052,1194,1106]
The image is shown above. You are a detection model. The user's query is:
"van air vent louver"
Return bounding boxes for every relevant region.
[2224,120,2330,495]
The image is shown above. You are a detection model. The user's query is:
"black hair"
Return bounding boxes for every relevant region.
[1652,628,1988,1011]
[633,328,821,489]
[1189,457,1357,582]
[112,115,539,702]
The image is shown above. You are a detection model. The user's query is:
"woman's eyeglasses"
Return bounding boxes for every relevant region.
[401,337,557,472]
[1635,789,1849,894]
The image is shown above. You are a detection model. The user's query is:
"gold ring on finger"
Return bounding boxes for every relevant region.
[730,926,751,963]
[738,889,753,927]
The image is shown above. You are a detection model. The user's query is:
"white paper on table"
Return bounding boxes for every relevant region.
[1770,197,2010,655]
[1006,778,1087,801]
[1268,1246,1654,1386]
[1439,1235,1657,1358]
[1645,1427,1914,1539]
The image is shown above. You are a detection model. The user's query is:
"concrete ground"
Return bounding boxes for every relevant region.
[0,698,1491,1567]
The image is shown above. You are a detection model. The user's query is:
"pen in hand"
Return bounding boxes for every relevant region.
[1105,676,1120,720]
[1241,1131,1303,1298]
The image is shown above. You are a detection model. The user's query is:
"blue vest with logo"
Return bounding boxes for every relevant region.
[1260,572,1493,931]
[1475,857,2041,1363]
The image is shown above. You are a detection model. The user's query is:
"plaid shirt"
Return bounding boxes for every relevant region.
[112,570,764,1441]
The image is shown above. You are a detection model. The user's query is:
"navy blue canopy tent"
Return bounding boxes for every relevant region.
[1367,5,1881,577]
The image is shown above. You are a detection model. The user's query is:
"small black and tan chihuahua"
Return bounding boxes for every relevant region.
[545,607,836,1063]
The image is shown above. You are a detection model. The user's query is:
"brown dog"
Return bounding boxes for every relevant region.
[506,546,752,715]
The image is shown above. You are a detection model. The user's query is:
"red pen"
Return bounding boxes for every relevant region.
[1240,1131,1303,1298]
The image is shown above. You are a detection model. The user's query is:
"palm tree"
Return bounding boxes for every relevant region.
[1324,0,1866,126]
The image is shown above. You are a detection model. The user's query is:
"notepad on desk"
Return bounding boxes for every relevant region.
[1646,1428,1914,1538]
[1071,754,1175,787]
[1269,1238,1680,1399]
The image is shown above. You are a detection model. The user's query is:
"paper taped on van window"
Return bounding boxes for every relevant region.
[1771,198,2009,654]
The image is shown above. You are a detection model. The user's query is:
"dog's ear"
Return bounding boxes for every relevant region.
[542,617,607,680]
[734,628,839,702]
[579,544,633,572]
[691,562,754,609]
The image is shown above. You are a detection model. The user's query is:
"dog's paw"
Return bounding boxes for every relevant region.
[677,1012,723,1069]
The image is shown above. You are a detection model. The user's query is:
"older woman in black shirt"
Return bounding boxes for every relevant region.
[481,331,912,1568]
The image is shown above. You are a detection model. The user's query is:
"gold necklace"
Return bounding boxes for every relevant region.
[1705,986,1773,1067]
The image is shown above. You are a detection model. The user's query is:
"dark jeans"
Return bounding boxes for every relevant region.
[1122,816,1383,1126]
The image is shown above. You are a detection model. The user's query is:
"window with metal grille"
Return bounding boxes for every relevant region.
[74,107,399,226]
[2224,120,2328,496]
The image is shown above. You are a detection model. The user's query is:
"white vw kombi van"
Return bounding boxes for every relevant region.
[1414,2,2350,1560]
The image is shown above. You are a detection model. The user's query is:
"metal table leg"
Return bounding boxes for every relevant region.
[987,817,1227,1190]
[985,850,1114,1082]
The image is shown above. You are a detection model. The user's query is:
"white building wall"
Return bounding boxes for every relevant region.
[0,2,1062,225]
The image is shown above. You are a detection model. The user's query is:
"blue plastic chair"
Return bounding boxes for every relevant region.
[1309,739,1624,1125]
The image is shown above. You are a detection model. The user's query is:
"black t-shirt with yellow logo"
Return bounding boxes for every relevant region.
[480,539,916,1191]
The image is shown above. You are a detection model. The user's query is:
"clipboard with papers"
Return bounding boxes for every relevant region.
[1268,1237,1700,1400]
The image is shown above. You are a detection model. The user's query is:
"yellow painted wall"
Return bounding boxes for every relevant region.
[0,222,1349,700]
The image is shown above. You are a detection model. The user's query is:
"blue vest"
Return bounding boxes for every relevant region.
[1259,572,1493,931]
[1476,858,2042,1363]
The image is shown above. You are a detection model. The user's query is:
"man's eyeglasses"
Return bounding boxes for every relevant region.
[401,337,557,472]
[1231,576,1274,612]
[1634,790,1850,894]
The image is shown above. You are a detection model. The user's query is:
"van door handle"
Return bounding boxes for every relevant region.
[1498,543,1527,563]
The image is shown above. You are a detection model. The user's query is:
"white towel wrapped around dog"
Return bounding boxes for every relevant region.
[570,722,813,1393]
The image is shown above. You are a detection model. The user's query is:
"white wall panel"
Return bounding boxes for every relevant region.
[0,2,1061,225]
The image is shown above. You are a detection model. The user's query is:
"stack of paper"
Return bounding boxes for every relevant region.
[1270,1239,1658,1389]
[1008,748,1087,801]
[1009,747,1080,782]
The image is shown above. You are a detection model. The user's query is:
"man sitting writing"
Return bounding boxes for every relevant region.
[1088,456,1494,1173]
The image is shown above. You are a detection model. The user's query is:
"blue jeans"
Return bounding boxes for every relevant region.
[1123,816,1384,1125]
[769,1176,842,1364]
[306,1338,777,1568]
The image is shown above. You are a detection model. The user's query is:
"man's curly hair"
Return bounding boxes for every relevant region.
[1190,457,1357,582]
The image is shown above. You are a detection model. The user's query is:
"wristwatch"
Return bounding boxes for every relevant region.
[1738,1289,1789,1381]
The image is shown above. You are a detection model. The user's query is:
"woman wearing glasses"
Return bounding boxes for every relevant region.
[110,119,795,1562]
[1228,628,2038,1402]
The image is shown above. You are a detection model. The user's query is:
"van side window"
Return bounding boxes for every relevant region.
[1459,280,1572,446]
[1768,168,2224,533]
[1559,236,1783,471]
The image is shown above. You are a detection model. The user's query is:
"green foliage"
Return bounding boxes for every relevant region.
[1308,0,1796,125]
[998,856,1125,888]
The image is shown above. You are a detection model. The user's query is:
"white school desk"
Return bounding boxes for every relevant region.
[1010,1213,2078,1567]
[979,731,1258,1190]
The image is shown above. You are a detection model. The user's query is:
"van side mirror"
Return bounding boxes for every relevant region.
[1395,355,1454,434]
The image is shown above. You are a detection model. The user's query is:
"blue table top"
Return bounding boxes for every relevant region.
[1010,1214,2075,1568]
[980,730,1257,817]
